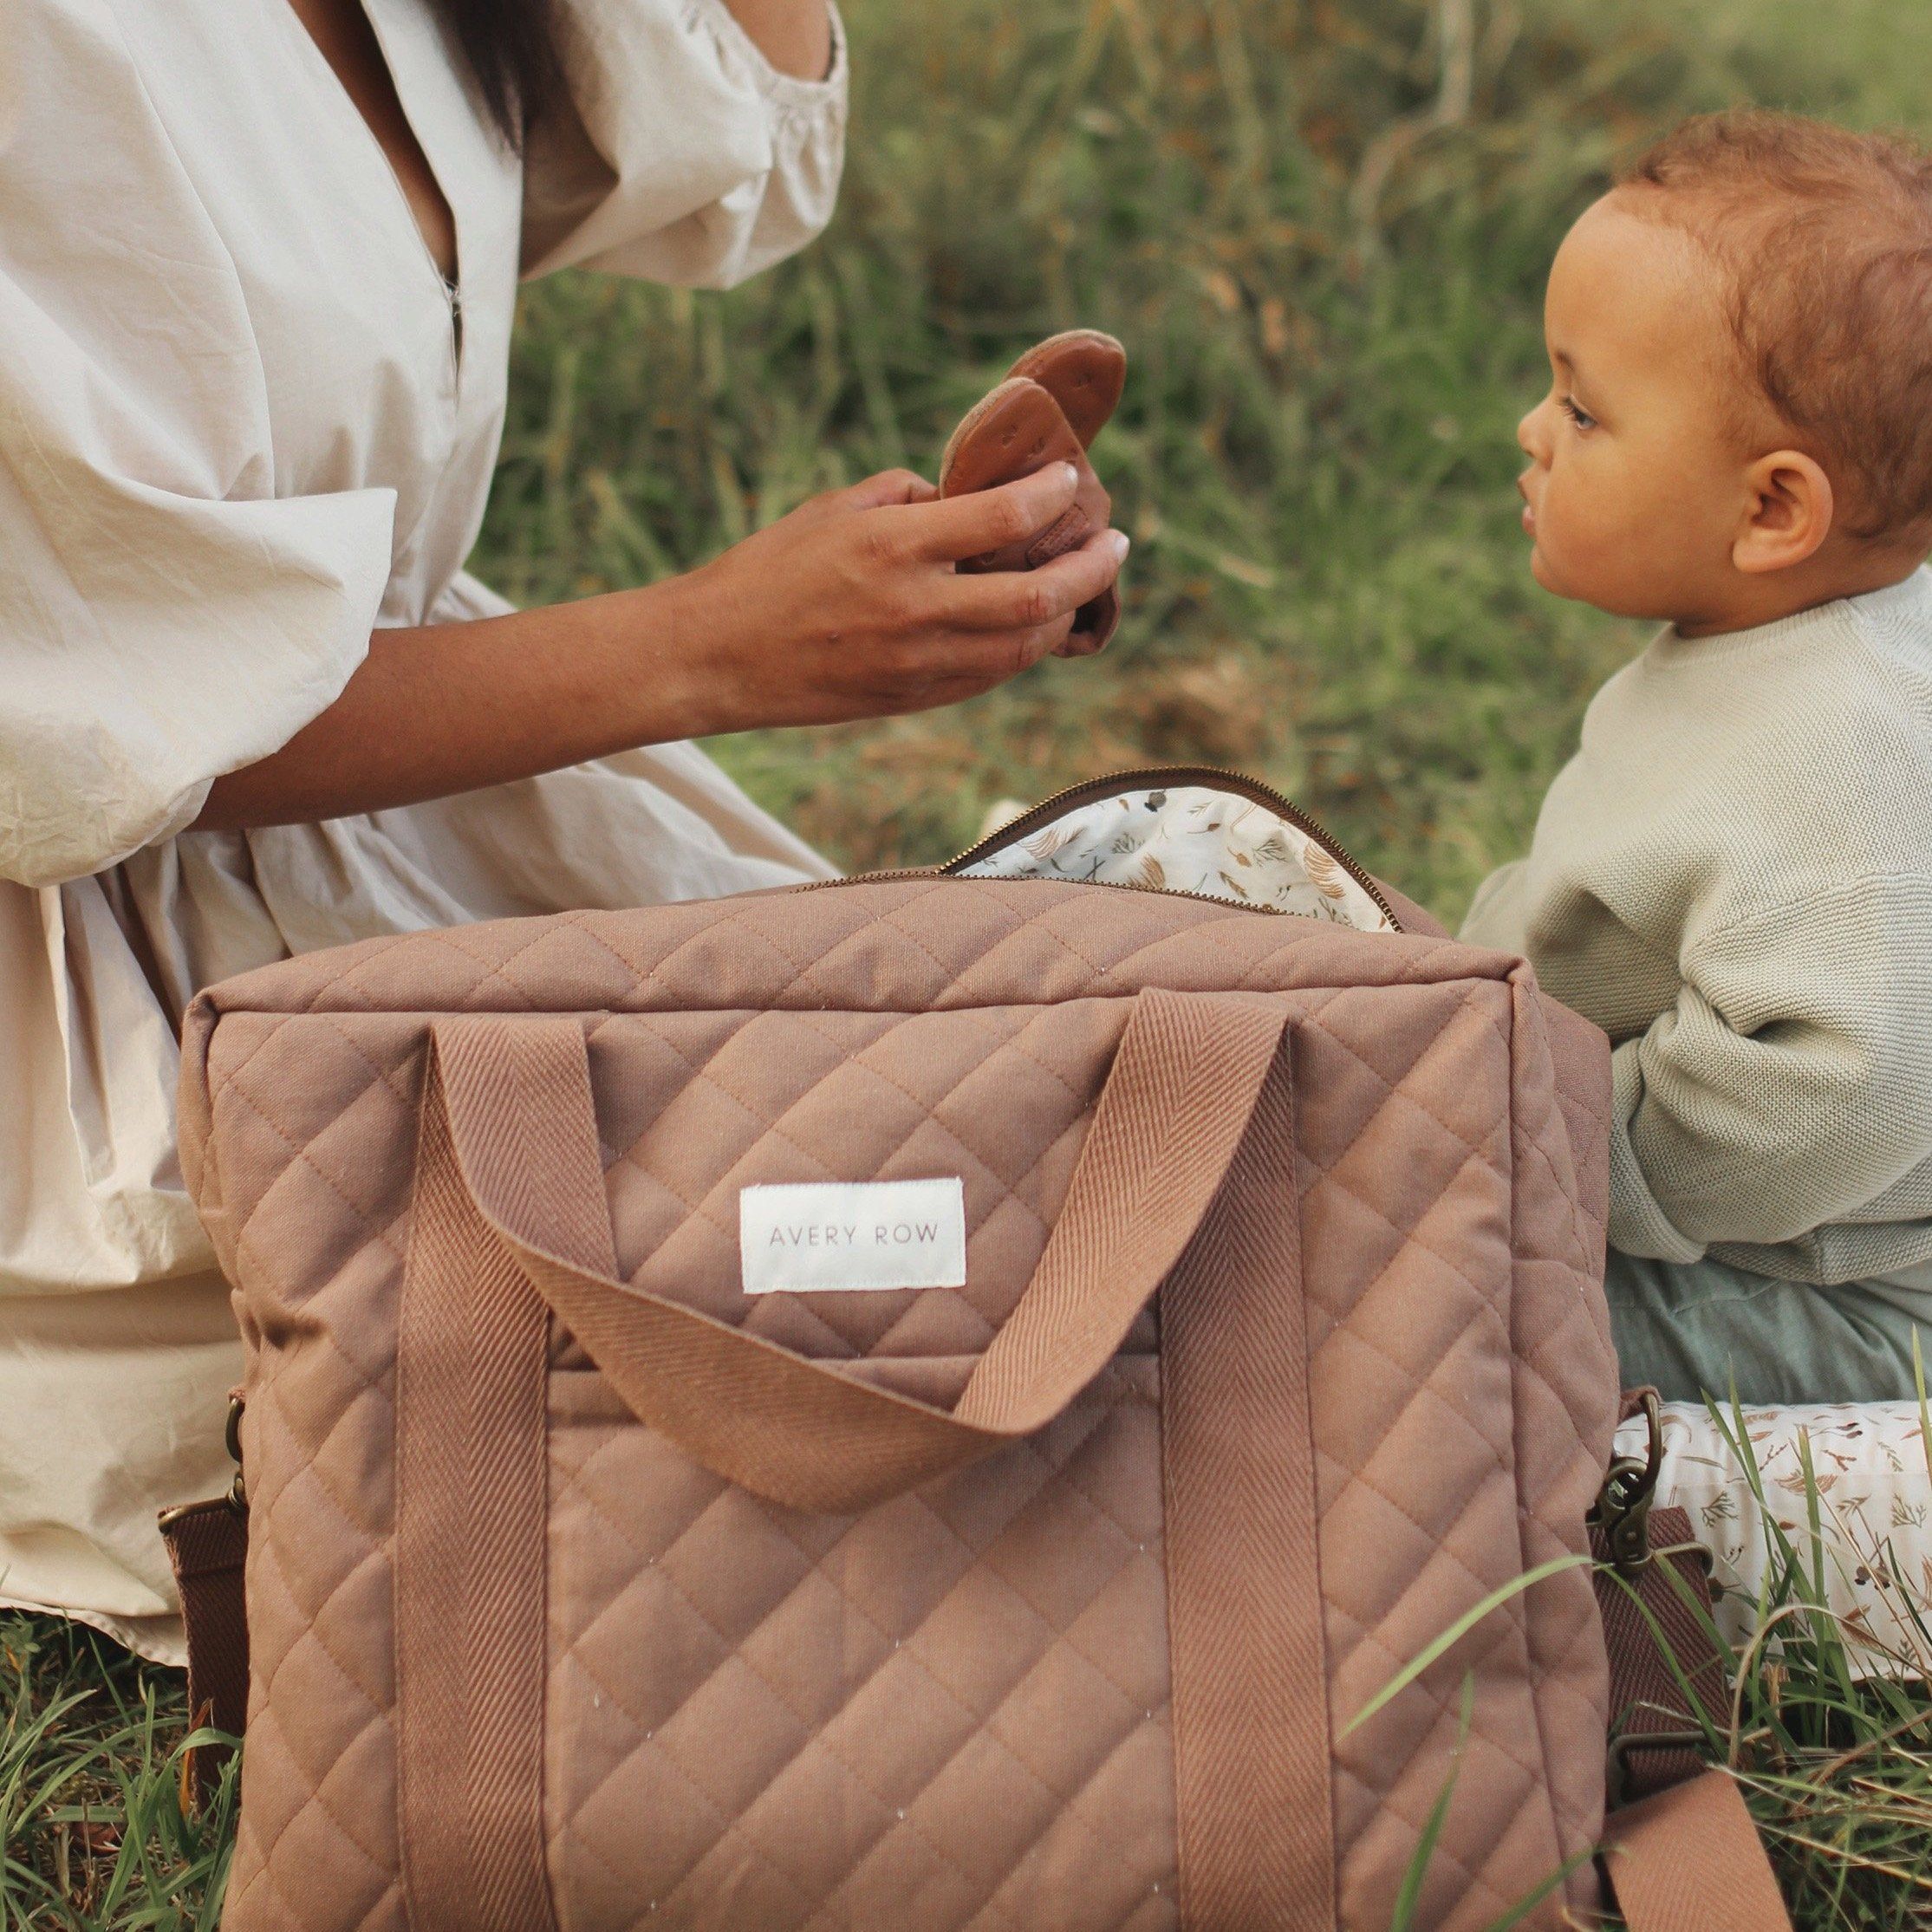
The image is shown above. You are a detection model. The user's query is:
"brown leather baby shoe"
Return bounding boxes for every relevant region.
[1005,328,1127,448]
[938,329,1126,654]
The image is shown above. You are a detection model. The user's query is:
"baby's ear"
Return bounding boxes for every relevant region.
[1734,450,1834,575]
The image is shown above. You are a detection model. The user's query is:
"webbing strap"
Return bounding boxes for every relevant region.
[1161,1020,1334,1929]
[393,1017,615,1932]
[157,1495,249,1805]
[1593,1503,1795,1930]
[1602,1769,1792,1932]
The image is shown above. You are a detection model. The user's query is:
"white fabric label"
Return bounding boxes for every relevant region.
[739,1179,968,1295]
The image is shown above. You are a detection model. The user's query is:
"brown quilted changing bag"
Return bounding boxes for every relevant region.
[169,774,1775,1930]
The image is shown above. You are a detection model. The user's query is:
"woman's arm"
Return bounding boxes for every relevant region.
[719,0,835,81]
[196,464,1126,830]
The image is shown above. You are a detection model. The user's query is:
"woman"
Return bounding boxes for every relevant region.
[0,0,1127,1661]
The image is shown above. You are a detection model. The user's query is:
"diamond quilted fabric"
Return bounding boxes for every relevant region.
[178,875,1617,1931]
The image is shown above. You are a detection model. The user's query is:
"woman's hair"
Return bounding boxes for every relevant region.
[433,0,563,148]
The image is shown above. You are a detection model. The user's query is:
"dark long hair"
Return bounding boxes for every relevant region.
[433,0,562,148]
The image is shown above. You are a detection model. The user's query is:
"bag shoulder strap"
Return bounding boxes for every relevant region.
[1592,1505,1794,1931]
[157,1494,249,1804]
[1602,1767,1791,1932]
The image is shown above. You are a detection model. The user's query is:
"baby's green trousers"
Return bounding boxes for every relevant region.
[1606,1249,1932,1404]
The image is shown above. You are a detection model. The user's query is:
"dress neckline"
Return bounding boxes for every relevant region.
[277,0,463,298]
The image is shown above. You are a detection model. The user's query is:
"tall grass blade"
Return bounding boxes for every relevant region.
[1342,1556,1590,1739]
[1388,1675,1474,1932]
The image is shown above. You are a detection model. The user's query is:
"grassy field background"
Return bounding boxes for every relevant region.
[10,0,1932,1924]
[478,0,1932,920]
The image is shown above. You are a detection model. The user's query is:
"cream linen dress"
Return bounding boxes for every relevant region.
[0,0,845,1661]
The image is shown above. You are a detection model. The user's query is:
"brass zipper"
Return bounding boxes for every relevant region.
[802,764,1402,933]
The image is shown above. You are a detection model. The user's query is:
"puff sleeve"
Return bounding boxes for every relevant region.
[521,0,848,288]
[0,0,395,889]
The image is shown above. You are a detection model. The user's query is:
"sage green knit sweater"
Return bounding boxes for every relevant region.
[1462,568,1932,1285]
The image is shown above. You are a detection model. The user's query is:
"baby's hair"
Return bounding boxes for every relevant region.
[1619,111,1932,544]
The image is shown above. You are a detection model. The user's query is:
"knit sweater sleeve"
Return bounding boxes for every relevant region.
[1609,876,1932,1262]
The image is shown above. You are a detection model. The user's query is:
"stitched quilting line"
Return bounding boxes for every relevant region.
[242,1804,400,1932]
[937,892,1121,995]
[221,1280,409,1898]
[547,1387,1158,1926]
[363,888,1252,1019]
[575,890,888,1010]
[241,1276,401,1523]
[1500,997,1604,1887]
[1296,986,1512,1190]
[602,1014,838,1252]
[216,921,1505,1029]
[1292,1008,1563,1851]
[1304,1207,1548,1778]
[240,881,1468,1028]
[1500,980,1622,1846]
[593,1005,1017,1351]
[372,922,561,1010]
[287,929,418,1017]
[771,1009,1088,1350]
[597,1021,986,1358]
[1512,1098,1596,1278]
[219,1052,414,1284]
[1324,1622,1544,1912]
[1316,1478,1543,1770]
[875,897,991,987]
[780,1005,1094,1222]
[241,1569,395,1881]
[589,994,1410,1369]
[549,1383,1161,1813]
[1504,991,1598,1273]
[599,1007,1094,1359]
[795,1003,1084,1204]
[811,1720,1168,1932]
[955,1003,1094,1109]
[250,1373,395,1562]
[627,1006,1009,1213]
[1309,1314,1574,1870]
[1295,995,1517,1319]
[590,890,879,1018]
[1335,1716,1543,1918]
[550,1374,1150,1727]
[243,1398,396,1738]
[569,1567,1161,1932]
[309,1012,419,1110]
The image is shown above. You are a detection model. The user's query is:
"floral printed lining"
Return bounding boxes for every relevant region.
[956,785,1395,931]
[1616,1401,1932,1673]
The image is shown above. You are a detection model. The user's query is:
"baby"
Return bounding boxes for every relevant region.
[1461,111,1932,1404]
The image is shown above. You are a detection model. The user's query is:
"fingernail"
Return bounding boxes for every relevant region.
[1059,461,1078,488]
[1108,530,1130,558]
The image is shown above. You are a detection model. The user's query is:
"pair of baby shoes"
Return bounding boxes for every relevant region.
[939,329,1126,654]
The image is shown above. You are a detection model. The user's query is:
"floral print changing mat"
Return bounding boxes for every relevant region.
[1617,1400,1932,1674]
[952,775,1399,932]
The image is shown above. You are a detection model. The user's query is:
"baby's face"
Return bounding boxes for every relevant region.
[1516,194,1760,628]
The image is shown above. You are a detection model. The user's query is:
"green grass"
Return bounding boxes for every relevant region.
[10,0,1932,1923]
[2,1621,233,1929]
[478,0,1932,918]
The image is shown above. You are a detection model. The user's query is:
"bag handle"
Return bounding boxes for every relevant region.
[426,986,1291,1514]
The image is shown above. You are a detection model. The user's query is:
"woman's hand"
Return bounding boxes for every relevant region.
[195,464,1125,833]
[670,464,1131,735]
